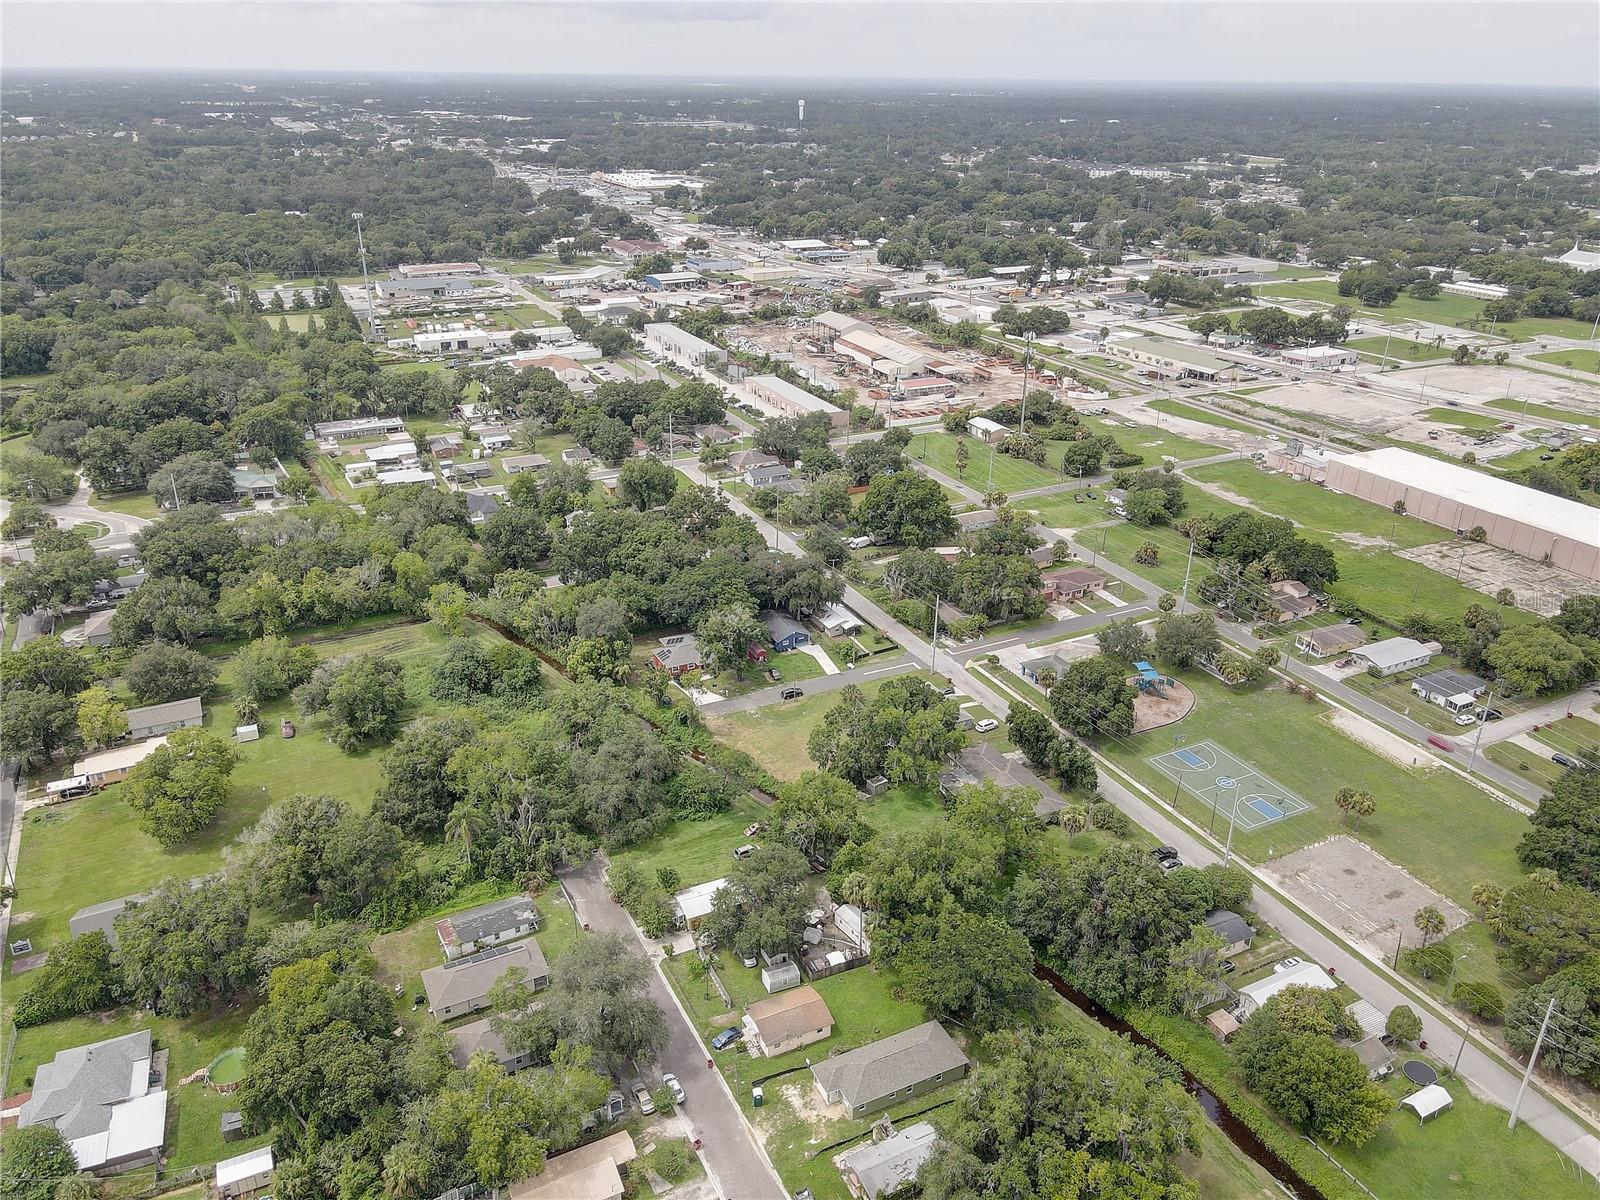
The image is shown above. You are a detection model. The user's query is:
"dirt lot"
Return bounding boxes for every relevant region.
[1267,835,1470,953]
[1395,541,1597,616]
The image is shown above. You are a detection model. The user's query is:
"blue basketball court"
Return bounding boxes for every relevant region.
[1147,739,1311,831]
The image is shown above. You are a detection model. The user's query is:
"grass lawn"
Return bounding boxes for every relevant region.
[1145,398,1265,436]
[607,796,771,890]
[1486,740,1565,791]
[1532,714,1600,759]
[1530,348,1600,375]
[1486,397,1600,430]
[1421,407,1505,430]
[1187,461,1442,548]
[1257,280,1598,342]
[1345,336,1451,363]
[5,1005,267,1175]
[908,431,1058,492]
[90,490,162,520]
[1096,667,1529,904]
[1074,413,1224,464]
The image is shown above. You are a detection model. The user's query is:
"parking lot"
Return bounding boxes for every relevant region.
[1268,835,1470,951]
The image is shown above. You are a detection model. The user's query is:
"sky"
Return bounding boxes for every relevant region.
[3,1,1598,90]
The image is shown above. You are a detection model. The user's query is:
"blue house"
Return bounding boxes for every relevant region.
[762,610,811,652]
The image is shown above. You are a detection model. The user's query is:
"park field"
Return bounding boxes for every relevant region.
[908,430,1059,492]
[1074,412,1224,464]
[1344,335,1451,363]
[1530,347,1600,375]
[1257,279,1598,342]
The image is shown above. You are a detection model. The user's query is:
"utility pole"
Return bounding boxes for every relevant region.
[1465,685,1495,773]
[928,593,941,674]
[1018,331,1035,437]
[353,211,376,337]
[1179,538,1196,615]
[1508,997,1557,1130]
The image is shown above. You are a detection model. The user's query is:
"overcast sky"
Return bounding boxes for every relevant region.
[5,1,1598,90]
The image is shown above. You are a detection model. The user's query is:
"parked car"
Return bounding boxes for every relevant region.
[633,1085,655,1115]
[780,687,804,700]
[1477,708,1503,721]
[662,1073,686,1105]
[1221,959,1237,975]
[766,668,782,682]
[1274,957,1304,973]
[711,1027,743,1050]
[1151,846,1180,862]
[744,822,766,837]
[1553,753,1580,768]
[733,843,758,859]
[974,718,999,733]
[1427,735,1455,752]
[1453,712,1477,726]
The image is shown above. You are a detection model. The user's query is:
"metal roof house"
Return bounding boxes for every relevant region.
[672,878,728,929]
[422,941,548,1020]
[1352,637,1434,677]
[1294,623,1367,659]
[811,1021,969,1119]
[125,696,204,741]
[436,896,541,961]
[18,1030,167,1175]
[837,1121,941,1200]
[817,603,863,637]
[215,1145,274,1198]
[73,737,170,788]
[1235,961,1336,1018]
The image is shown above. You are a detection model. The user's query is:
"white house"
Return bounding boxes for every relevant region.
[1352,637,1434,677]
[1235,960,1336,1018]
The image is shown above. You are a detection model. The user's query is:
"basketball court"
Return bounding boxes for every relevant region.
[1147,739,1311,831]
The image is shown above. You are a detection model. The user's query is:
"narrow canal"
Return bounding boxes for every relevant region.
[1034,962,1323,1199]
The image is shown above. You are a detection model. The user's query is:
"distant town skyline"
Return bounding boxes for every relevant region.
[5,2,1598,91]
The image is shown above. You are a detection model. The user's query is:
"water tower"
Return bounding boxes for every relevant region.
[797,99,805,125]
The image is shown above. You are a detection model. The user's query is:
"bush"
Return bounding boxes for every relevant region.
[1401,943,1453,979]
[650,1139,695,1184]
[13,932,121,1027]
[1386,1004,1423,1044]
[1087,799,1131,837]
[1453,980,1505,1021]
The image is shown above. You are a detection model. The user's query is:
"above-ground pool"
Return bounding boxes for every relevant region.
[207,1047,248,1092]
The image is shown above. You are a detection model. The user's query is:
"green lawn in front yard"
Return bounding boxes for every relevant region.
[89,490,162,520]
[1486,396,1600,430]
[1530,348,1600,375]
[908,431,1058,492]
[1145,398,1265,436]
[607,797,771,890]
[1531,714,1600,759]
[1095,667,1529,904]
[1485,741,1565,791]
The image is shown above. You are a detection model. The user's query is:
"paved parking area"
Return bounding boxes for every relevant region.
[1268,834,1469,950]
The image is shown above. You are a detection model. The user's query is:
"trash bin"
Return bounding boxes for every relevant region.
[752,1085,764,1108]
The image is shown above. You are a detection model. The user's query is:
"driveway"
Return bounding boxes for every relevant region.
[560,859,785,1200]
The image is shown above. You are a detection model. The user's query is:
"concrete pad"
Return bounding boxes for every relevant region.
[1267,835,1469,951]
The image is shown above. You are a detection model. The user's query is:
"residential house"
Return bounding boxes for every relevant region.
[18,1030,167,1175]
[562,446,595,466]
[1265,579,1318,623]
[649,634,704,678]
[1020,651,1074,686]
[811,1022,970,1119]
[1235,961,1336,1018]
[428,434,463,457]
[365,441,420,469]
[1294,623,1367,659]
[422,941,549,1020]
[744,462,793,488]
[446,461,494,482]
[837,1122,941,1200]
[477,430,514,454]
[436,896,542,961]
[449,1018,538,1072]
[464,491,501,525]
[1040,566,1107,602]
[955,508,999,534]
[694,423,738,446]
[215,1146,274,1199]
[762,610,811,652]
[726,449,779,474]
[817,603,863,637]
[672,878,727,930]
[1203,910,1254,956]
[509,1130,637,1200]
[1353,637,1435,677]
[1353,1037,1396,1081]
[503,453,550,474]
[73,608,117,649]
[1410,668,1488,714]
[742,985,835,1058]
[230,468,279,502]
[375,467,437,488]
[125,697,203,740]
[73,738,169,788]
[69,894,150,946]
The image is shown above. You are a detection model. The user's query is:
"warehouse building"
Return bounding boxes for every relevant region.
[644,323,727,368]
[833,329,929,379]
[1281,345,1359,370]
[746,375,847,429]
[1324,447,1600,581]
[1104,336,1242,381]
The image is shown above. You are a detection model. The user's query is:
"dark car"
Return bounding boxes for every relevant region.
[780,687,804,700]
[1221,959,1237,975]
[1151,846,1180,862]
[1477,708,1503,722]
[1553,753,1580,769]
[711,1027,743,1051]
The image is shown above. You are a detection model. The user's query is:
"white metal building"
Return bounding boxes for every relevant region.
[644,323,728,368]
[746,375,847,429]
[1281,345,1358,370]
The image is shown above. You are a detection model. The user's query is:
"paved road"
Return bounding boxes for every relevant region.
[561,859,785,1200]
[698,655,916,716]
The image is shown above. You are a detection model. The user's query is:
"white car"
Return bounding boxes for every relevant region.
[662,1073,686,1105]
[974,718,1000,733]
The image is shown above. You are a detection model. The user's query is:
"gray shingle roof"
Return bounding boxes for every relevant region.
[125,696,204,733]
[422,941,547,1011]
[811,1021,967,1109]
[437,896,539,951]
[761,610,807,643]
[20,1030,154,1140]
[1204,909,1253,946]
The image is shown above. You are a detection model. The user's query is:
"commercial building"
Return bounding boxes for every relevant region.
[18,1030,167,1174]
[684,254,744,272]
[436,895,541,961]
[1281,345,1358,370]
[746,375,847,429]
[313,416,407,442]
[421,941,548,1019]
[415,328,492,355]
[644,323,727,368]
[641,271,703,291]
[742,985,835,1058]
[813,311,867,339]
[1104,336,1242,382]
[1440,280,1510,301]
[603,238,667,261]
[811,1021,970,1119]
[1323,447,1600,581]
[397,262,483,279]
[833,329,929,379]
[967,416,1008,443]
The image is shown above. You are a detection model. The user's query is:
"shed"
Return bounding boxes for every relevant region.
[219,1111,244,1142]
[1206,1009,1240,1043]
[215,1145,274,1198]
[233,724,260,744]
[760,960,803,994]
[1400,1083,1453,1123]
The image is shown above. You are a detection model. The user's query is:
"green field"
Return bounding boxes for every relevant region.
[1344,335,1451,363]
[1145,398,1265,435]
[1486,396,1600,430]
[89,490,162,519]
[606,794,771,889]
[1097,667,1529,903]
[1530,348,1600,375]
[1486,740,1566,791]
[1258,279,1599,341]
[1074,413,1224,464]
[1421,407,1504,430]
[909,430,1058,492]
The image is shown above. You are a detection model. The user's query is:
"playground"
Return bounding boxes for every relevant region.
[1147,739,1312,832]
[1128,661,1195,733]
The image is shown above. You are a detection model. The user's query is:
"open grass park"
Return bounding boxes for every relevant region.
[1145,397,1267,436]
[1345,335,1452,363]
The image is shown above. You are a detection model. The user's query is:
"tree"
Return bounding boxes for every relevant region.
[704,844,817,960]
[854,471,957,547]
[1499,878,1600,975]
[617,456,679,510]
[1505,959,1600,1086]
[1135,540,1160,565]
[0,687,80,769]
[917,1026,1198,1200]
[480,504,553,571]
[374,715,478,836]
[148,452,236,507]
[1413,905,1446,947]
[1333,786,1376,831]
[693,602,766,674]
[123,728,238,845]
[114,876,253,1014]
[295,654,409,750]
[0,447,76,502]
[1234,986,1392,1145]
[110,576,219,646]
[1166,924,1228,1018]
[124,641,219,704]
[771,772,865,862]
[13,931,121,1027]
[1519,768,1600,889]
[1007,703,1060,767]
[240,792,406,917]
[1485,623,1596,696]
[233,635,319,704]
[896,908,1045,1029]
[445,802,490,868]
[542,933,669,1074]
[1095,615,1151,663]
[2,527,103,615]
[1385,1004,1423,1045]
[0,1126,79,1200]
[1153,611,1221,669]
[0,636,95,698]
[74,684,128,749]
[1050,654,1136,741]
[953,436,969,477]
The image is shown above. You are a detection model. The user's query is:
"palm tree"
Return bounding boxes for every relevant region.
[1060,806,1088,846]
[444,803,488,869]
[1413,905,1446,947]
[382,1142,429,1200]
[1471,881,1504,913]
[1346,790,1376,830]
